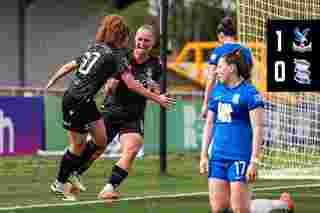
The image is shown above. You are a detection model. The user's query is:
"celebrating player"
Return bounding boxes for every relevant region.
[68,24,168,201]
[200,16,253,118]
[46,15,174,201]
[200,48,264,213]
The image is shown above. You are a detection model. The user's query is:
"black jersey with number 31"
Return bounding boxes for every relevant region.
[66,42,129,103]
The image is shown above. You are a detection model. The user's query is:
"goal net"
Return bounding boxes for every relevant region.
[237,0,320,179]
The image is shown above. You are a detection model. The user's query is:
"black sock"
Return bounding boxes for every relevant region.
[221,209,234,213]
[77,141,98,175]
[108,165,128,189]
[57,150,82,183]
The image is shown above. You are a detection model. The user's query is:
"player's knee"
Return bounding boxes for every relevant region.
[91,145,106,158]
[94,136,107,148]
[126,142,142,158]
[69,143,82,154]
[96,144,106,153]
[210,200,230,213]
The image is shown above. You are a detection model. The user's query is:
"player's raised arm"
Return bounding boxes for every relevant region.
[120,70,176,109]
[46,60,79,90]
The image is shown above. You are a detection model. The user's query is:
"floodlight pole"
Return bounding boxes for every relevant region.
[18,0,26,88]
[159,0,168,175]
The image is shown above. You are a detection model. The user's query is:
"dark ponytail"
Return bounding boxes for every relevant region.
[224,48,251,81]
[216,16,237,37]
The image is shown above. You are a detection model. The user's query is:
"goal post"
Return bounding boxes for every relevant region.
[236,0,320,179]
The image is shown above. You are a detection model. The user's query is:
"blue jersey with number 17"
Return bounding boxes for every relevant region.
[208,81,264,161]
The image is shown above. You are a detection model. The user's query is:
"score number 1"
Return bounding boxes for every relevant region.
[274,30,285,82]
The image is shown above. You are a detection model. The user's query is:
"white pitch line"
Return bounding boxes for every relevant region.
[0,192,207,211]
[252,183,320,192]
[1,183,320,211]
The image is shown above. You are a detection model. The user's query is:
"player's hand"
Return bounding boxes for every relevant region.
[200,105,208,119]
[104,78,119,95]
[148,80,160,93]
[45,81,53,91]
[199,156,209,175]
[246,163,258,183]
[158,93,176,109]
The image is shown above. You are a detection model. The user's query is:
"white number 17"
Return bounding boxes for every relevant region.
[234,161,246,176]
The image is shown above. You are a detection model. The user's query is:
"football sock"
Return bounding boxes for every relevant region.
[221,209,233,213]
[57,150,82,183]
[108,164,128,189]
[77,141,98,175]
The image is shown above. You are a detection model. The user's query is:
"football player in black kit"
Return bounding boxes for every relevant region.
[45,15,175,201]
[99,25,163,201]
[70,25,164,201]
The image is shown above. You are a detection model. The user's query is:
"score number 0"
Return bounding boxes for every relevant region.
[274,30,285,82]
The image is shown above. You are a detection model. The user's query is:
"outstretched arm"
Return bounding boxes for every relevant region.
[120,71,175,109]
[46,60,79,90]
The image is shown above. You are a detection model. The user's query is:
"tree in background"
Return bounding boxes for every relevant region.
[148,0,235,52]
[112,0,137,9]
[107,0,236,56]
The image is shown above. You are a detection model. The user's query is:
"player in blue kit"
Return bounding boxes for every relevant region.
[200,48,264,213]
[200,16,253,118]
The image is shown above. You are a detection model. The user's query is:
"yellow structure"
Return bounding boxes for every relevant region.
[168,41,267,92]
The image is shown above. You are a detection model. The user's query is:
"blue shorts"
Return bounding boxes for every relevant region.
[208,157,249,182]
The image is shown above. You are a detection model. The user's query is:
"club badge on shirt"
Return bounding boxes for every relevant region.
[232,94,240,104]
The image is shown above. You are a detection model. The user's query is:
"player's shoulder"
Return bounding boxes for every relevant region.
[240,82,261,96]
[212,82,225,94]
[241,81,258,90]
[89,42,113,53]
[241,45,253,56]
[212,44,226,55]
[212,43,242,57]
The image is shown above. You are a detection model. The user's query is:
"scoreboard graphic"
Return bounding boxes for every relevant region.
[267,20,320,92]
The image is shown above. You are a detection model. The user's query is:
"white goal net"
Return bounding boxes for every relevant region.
[237,0,320,179]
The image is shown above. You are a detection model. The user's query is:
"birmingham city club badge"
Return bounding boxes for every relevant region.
[294,59,311,84]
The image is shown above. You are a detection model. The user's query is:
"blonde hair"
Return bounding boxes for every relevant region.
[137,24,155,35]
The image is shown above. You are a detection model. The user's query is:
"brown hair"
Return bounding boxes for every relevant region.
[224,48,251,80]
[95,15,130,45]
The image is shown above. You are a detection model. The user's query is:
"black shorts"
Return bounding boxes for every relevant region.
[62,94,101,133]
[104,119,144,144]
